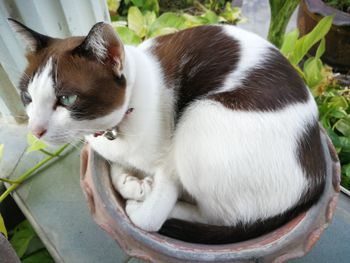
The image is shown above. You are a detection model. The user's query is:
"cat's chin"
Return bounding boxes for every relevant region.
[41,137,76,147]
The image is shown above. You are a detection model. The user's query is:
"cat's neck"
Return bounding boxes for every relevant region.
[117,45,165,137]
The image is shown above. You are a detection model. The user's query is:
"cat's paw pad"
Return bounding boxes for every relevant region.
[114,174,153,201]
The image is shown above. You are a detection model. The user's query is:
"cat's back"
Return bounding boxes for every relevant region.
[139,25,326,228]
[141,25,309,117]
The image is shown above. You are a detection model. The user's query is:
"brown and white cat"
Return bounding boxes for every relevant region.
[10,19,326,244]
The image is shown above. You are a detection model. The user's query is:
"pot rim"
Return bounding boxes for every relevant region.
[81,126,340,262]
[304,0,350,26]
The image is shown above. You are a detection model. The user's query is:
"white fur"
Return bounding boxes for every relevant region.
[216,26,274,93]
[86,27,107,62]
[26,58,126,145]
[96,26,318,230]
[172,97,317,225]
[27,58,56,133]
[26,25,320,232]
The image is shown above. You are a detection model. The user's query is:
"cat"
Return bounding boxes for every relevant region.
[9,18,326,244]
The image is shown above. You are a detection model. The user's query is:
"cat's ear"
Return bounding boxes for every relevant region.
[8,18,52,52]
[72,22,124,77]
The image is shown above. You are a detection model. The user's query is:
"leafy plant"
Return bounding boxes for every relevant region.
[203,0,226,12]
[0,135,68,259]
[114,0,159,17]
[110,0,243,45]
[0,136,69,203]
[280,16,333,92]
[0,213,6,238]
[268,0,301,48]
[9,220,54,262]
[317,83,350,189]
[280,16,350,190]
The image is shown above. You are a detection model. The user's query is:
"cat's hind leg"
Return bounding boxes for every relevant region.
[111,164,153,201]
[169,202,208,224]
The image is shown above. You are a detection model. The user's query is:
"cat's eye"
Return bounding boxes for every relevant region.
[21,91,32,104]
[58,95,77,107]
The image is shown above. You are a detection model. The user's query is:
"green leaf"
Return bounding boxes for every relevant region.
[22,250,54,263]
[127,6,147,38]
[328,108,348,119]
[329,95,349,109]
[10,221,36,258]
[149,13,187,36]
[289,16,333,66]
[144,11,157,27]
[342,163,350,177]
[315,37,326,59]
[220,4,241,24]
[182,14,208,27]
[326,128,341,150]
[130,0,143,6]
[202,10,219,24]
[0,213,7,238]
[338,136,350,152]
[149,27,179,38]
[115,27,142,45]
[0,144,3,160]
[107,0,120,11]
[131,0,159,13]
[26,133,48,154]
[303,57,324,88]
[334,117,350,137]
[280,29,299,57]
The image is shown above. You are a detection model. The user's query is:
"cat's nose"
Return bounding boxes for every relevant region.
[32,127,47,139]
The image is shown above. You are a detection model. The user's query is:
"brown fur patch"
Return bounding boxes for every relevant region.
[151,25,240,119]
[210,48,309,111]
[19,36,126,120]
[297,122,326,204]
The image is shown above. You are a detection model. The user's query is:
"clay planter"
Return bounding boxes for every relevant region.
[80,127,340,262]
[298,0,350,72]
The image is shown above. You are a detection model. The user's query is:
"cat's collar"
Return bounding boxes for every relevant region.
[93,107,134,140]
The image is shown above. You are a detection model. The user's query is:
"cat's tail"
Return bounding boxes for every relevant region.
[158,207,304,245]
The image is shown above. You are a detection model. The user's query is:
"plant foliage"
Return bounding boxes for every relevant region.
[9,220,54,262]
[109,0,243,45]
[268,0,301,48]
[281,16,350,190]
[26,133,49,154]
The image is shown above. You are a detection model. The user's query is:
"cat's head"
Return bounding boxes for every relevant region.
[9,19,128,145]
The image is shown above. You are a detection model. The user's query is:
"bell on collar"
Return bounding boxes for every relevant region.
[104,127,118,140]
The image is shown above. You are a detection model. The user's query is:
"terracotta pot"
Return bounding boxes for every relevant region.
[80,126,340,262]
[297,0,350,72]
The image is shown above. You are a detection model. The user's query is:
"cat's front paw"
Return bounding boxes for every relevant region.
[113,173,153,201]
[126,200,162,232]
